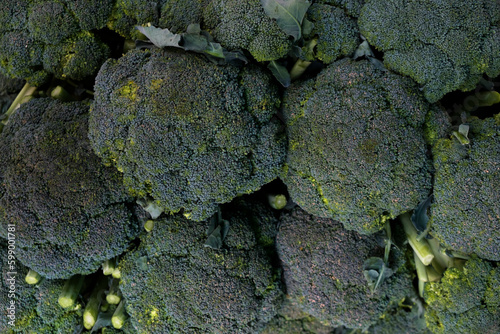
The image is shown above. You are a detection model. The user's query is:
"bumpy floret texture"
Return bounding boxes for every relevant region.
[424,257,500,334]
[119,198,282,333]
[89,48,286,222]
[314,0,365,17]
[108,0,204,37]
[282,58,432,234]
[0,0,111,84]
[303,3,360,64]
[359,0,500,102]
[203,0,292,61]
[275,207,414,330]
[0,98,140,279]
[430,114,500,261]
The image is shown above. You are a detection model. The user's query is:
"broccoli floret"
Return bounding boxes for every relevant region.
[359,0,500,102]
[89,48,286,222]
[424,256,500,334]
[276,207,414,330]
[203,0,292,61]
[0,98,140,279]
[430,114,500,261]
[303,3,360,64]
[367,297,431,334]
[0,0,112,84]
[282,58,433,234]
[314,0,365,17]
[119,197,282,333]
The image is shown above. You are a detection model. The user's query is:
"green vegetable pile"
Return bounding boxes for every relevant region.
[0,1,499,333]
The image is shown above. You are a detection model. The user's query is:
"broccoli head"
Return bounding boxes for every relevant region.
[314,0,365,17]
[202,0,292,61]
[359,0,500,102]
[303,3,360,64]
[119,197,282,333]
[0,98,140,279]
[430,114,500,261]
[275,207,414,330]
[424,256,500,334]
[89,48,286,222]
[282,58,432,234]
[0,0,111,84]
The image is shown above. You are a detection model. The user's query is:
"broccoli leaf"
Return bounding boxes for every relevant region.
[136,25,181,48]
[363,257,393,294]
[452,124,470,145]
[204,212,230,249]
[411,195,433,235]
[268,60,291,87]
[261,0,311,40]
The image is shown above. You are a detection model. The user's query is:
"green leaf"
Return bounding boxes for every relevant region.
[136,25,181,48]
[204,211,230,249]
[452,124,470,145]
[205,42,225,58]
[268,60,291,87]
[363,257,393,294]
[261,0,311,40]
[411,195,433,237]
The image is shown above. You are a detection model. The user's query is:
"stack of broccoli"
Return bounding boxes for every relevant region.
[0,0,499,333]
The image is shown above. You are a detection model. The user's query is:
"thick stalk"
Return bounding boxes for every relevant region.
[111,300,128,329]
[401,213,434,265]
[83,276,108,329]
[58,275,85,308]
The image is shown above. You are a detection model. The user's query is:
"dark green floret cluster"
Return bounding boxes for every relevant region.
[0,98,140,279]
[282,58,433,234]
[0,0,499,333]
[89,48,286,222]
[359,0,500,102]
[0,0,111,85]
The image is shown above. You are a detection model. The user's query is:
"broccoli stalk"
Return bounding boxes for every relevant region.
[268,194,287,210]
[111,300,128,329]
[102,259,117,276]
[400,213,434,265]
[0,82,36,133]
[24,269,42,285]
[106,279,122,305]
[58,275,85,308]
[83,276,109,329]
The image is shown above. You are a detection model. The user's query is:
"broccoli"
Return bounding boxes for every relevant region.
[282,58,433,234]
[0,0,111,85]
[0,74,24,115]
[275,206,414,330]
[0,98,141,279]
[302,3,360,64]
[107,0,205,38]
[429,114,500,261]
[314,0,365,17]
[89,48,286,222]
[202,0,292,61]
[358,0,500,103]
[424,256,500,334]
[118,196,283,333]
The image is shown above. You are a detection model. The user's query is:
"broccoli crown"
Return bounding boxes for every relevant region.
[282,58,432,234]
[430,114,500,261]
[359,0,500,103]
[314,0,365,17]
[0,0,111,84]
[0,98,140,279]
[275,207,414,330]
[202,0,292,62]
[119,198,282,333]
[303,3,360,64]
[89,48,286,222]
[424,257,500,334]
[108,0,204,37]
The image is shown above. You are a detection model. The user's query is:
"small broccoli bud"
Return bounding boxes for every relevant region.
[144,220,154,232]
[268,194,287,210]
[102,258,117,276]
[401,213,434,266]
[58,275,85,308]
[112,267,121,279]
[83,276,108,329]
[106,279,122,305]
[111,300,128,329]
[25,269,42,285]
